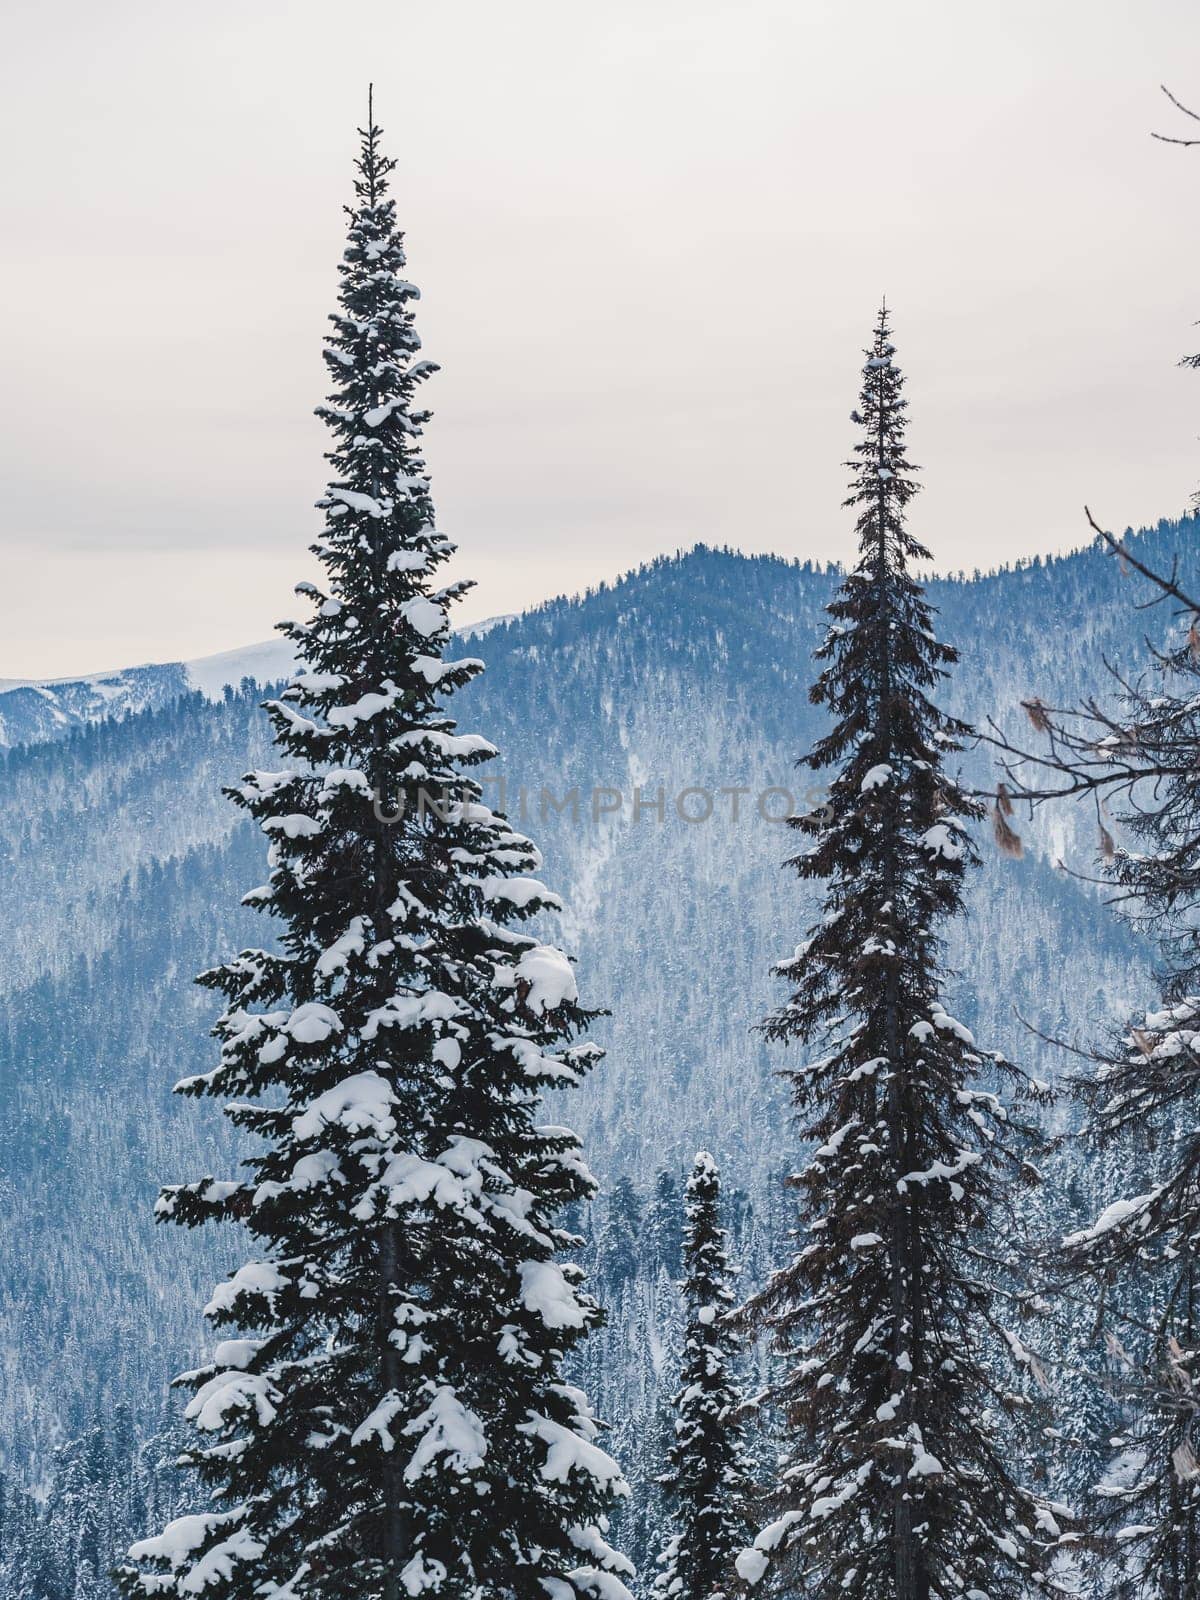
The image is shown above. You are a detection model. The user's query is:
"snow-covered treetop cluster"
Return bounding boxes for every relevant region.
[95,92,1200,1600]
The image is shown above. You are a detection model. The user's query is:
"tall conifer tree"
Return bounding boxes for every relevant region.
[737,308,1058,1600]
[119,100,632,1600]
[651,1152,748,1600]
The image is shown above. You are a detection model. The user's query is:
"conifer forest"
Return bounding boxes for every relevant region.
[8,18,1200,1600]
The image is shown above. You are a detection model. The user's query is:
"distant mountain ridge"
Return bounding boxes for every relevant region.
[0,621,517,749]
[0,643,289,750]
[0,521,1177,750]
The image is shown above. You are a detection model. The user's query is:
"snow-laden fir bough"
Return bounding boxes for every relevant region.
[1057,994,1200,1600]
[736,308,1062,1600]
[650,1153,749,1600]
[118,102,633,1600]
[990,534,1200,1597]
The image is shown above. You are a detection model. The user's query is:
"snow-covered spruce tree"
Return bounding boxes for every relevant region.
[736,308,1058,1600]
[118,105,632,1600]
[651,1153,749,1600]
[1053,996,1200,1599]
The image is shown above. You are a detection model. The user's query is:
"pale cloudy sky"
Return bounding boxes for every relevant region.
[3,0,1200,676]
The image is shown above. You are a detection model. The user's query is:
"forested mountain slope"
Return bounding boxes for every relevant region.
[0,520,1192,1552]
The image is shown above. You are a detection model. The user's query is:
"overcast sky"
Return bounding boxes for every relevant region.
[3,0,1200,676]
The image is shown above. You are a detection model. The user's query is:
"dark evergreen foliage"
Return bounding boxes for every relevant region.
[984,359,1200,1599]
[1057,997,1200,1600]
[740,309,1057,1600]
[651,1153,748,1600]
[600,1178,645,1296]
[1037,652,1200,1587]
[644,1171,684,1282]
[117,107,630,1600]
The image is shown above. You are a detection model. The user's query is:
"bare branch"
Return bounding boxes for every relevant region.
[1153,83,1200,144]
[1086,506,1200,615]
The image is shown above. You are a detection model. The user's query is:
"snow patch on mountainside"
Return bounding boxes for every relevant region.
[0,645,293,750]
[183,640,295,699]
[186,618,514,687]
[457,613,517,640]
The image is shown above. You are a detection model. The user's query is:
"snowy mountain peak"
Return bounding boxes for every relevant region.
[183,639,296,699]
[0,642,294,751]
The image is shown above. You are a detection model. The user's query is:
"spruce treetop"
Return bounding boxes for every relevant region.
[768,304,979,1059]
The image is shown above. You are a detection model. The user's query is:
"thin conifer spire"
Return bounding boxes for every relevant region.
[737,309,1060,1600]
[651,1153,749,1600]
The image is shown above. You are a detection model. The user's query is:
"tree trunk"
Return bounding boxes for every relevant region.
[380,1220,407,1600]
[873,444,928,1600]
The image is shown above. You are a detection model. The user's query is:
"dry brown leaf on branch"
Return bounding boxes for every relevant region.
[1173,1440,1200,1483]
[992,806,1024,859]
